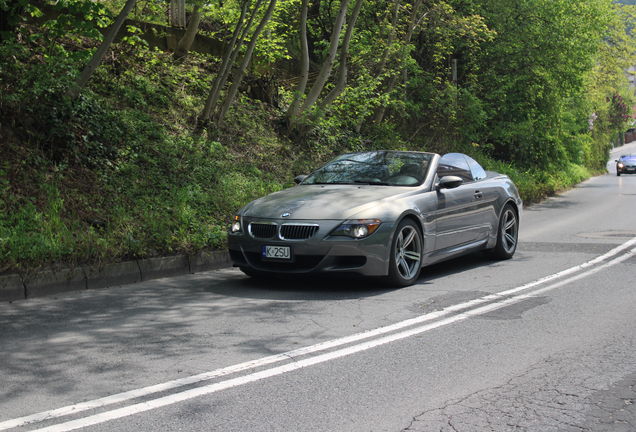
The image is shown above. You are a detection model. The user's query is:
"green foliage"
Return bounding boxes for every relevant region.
[607,93,631,129]
[0,37,297,272]
[0,0,631,273]
[0,0,43,40]
[120,24,149,48]
[455,0,616,169]
[42,0,111,57]
[0,36,77,96]
[200,0,296,71]
[462,144,591,205]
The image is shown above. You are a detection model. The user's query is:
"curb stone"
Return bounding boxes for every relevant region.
[84,261,142,291]
[2,251,232,302]
[138,255,189,282]
[190,250,232,274]
[1,274,25,302]
[24,267,87,298]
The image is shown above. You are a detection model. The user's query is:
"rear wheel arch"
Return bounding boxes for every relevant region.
[502,199,520,220]
[486,202,519,260]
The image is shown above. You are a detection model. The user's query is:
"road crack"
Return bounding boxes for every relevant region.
[402,339,636,431]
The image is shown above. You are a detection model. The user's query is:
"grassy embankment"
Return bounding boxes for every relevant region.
[0,41,597,276]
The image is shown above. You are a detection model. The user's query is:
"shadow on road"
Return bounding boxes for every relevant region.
[0,250,516,404]
[207,250,510,301]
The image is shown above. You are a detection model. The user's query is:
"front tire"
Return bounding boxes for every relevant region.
[385,219,423,287]
[485,204,518,260]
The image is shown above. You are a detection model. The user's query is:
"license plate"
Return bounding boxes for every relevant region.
[262,245,291,259]
[628,167,635,171]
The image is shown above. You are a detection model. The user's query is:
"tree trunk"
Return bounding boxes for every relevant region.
[290,0,352,126]
[284,0,310,124]
[375,0,400,77]
[372,73,398,126]
[201,0,258,122]
[171,0,186,28]
[173,5,202,60]
[373,0,423,126]
[305,0,322,61]
[67,0,137,100]
[215,0,278,126]
[353,0,399,132]
[318,0,364,110]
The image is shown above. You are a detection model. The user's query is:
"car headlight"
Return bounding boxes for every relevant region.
[617,162,624,168]
[331,219,381,239]
[230,215,242,233]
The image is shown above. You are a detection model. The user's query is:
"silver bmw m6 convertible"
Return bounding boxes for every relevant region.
[228,151,522,287]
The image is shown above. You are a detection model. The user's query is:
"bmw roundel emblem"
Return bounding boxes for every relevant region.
[282,213,291,218]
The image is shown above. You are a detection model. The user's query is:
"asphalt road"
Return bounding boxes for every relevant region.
[1,143,636,432]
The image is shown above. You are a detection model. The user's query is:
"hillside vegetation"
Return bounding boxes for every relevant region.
[0,0,635,275]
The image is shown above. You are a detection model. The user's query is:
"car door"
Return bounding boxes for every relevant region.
[434,153,485,250]
[464,154,496,239]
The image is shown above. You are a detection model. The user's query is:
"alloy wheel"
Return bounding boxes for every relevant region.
[394,224,422,280]
[500,208,518,254]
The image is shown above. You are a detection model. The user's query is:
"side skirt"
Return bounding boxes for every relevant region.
[421,238,490,268]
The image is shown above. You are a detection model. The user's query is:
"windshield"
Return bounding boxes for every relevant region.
[303,151,434,186]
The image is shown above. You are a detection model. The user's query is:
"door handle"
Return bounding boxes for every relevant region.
[474,190,483,199]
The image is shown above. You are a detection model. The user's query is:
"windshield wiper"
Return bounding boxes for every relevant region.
[354,180,390,185]
[308,181,357,185]
[307,180,390,185]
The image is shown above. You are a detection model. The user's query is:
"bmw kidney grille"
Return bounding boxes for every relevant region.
[249,222,318,240]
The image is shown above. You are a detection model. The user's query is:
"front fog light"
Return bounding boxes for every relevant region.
[332,219,381,239]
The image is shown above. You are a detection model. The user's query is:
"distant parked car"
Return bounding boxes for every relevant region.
[228,151,523,287]
[616,154,636,176]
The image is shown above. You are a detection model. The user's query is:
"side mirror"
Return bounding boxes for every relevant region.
[294,175,308,184]
[436,175,464,190]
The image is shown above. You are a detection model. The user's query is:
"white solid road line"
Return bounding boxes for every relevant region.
[2,238,635,432]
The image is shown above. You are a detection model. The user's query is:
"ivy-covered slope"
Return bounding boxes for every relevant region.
[1,0,633,274]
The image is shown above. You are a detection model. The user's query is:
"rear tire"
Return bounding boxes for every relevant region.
[485,204,518,260]
[385,219,423,287]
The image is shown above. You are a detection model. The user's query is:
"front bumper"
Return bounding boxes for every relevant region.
[618,165,636,174]
[228,218,395,277]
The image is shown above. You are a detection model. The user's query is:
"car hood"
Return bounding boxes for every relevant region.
[242,185,415,220]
